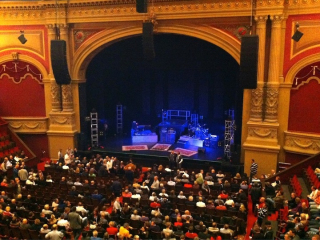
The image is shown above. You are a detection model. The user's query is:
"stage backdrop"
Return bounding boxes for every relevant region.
[85,34,241,141]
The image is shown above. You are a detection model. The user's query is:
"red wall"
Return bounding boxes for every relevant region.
[18,134,49,160]
[0,61,45,117]
[285,152,310,165]
[288,79,320,134]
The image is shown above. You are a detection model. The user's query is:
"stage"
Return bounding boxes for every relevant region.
[79,135,243,175]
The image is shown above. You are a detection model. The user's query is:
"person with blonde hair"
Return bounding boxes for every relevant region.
[40,224,51,234]
[91,230,100,240]
[42,204,53,215]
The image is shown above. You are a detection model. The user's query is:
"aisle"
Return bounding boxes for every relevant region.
[245,195,278,239]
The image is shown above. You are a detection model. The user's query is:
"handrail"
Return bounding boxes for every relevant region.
[265,152,320,184]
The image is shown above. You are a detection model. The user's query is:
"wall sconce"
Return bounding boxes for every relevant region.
[18,30,27,44]
[292,22,303,42]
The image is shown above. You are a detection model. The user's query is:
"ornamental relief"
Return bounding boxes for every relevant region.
[248,127,277,139]
[250,88,263,120]
[73,29,104,51]
[6,120,47,133]
[265,88,279,120]
[285,136,320,152]
[1,0,320,22]
[50,116,75,126]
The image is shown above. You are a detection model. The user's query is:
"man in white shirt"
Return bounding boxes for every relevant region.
[308,186,318,202]
[131,193,141,201]
[106,157,113,172]
[64,153,71,165]
[58,149,63,159]
[159,189,168,198]
[113,197,122,212]
[75,202,88,215]
[151,176,160,190]
[167,179,176,186]
[196,197,206,207]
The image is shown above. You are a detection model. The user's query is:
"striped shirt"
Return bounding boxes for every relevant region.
[250,162,258,175]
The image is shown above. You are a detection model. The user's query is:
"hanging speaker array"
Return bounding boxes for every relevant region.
[51,40,72,85]
[142,22,155,60]
[136,0,148,13]
[239,35,259,89]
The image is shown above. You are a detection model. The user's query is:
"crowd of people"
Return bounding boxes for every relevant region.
[0,147,252,240]
[1,148,320,240]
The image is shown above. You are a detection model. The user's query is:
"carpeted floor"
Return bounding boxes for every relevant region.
[245,195,278,239]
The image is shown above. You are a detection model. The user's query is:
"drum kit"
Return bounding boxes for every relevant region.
[188,123,218,147]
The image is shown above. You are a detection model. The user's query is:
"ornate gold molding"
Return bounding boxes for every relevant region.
[48,112,77,133]
[248,125,278,139]
[284,131,320,155]
[244,121,280,148]
[250,87,263,121]
[265,87,279,122]
[3,117,48,134]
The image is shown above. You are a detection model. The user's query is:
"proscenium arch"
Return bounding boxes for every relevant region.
[71,23,241,80]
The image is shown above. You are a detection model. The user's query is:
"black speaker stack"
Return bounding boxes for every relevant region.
[51,40,72,85]
[239,35,259,89]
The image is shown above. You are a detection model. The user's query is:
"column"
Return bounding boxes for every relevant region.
[47,23,77,161]
[61,84,73,111]
[51,81,62,112]
[250,16,268,121]
[59,24,74,112]
[265,15,283,122]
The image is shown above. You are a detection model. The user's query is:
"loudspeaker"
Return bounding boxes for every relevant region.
[136,0,148,13]
[292,30,303,42]
[142,22,155,60]
[51,40,72,85]
[198,147,206,154]
[239,35,259,89]
[18,34,27,44]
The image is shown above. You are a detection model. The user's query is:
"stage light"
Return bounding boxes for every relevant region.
[292,22,303,42]
[18,31,27,44]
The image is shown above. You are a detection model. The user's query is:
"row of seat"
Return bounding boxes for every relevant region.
[290,174,302,197]
[305,165,320,189]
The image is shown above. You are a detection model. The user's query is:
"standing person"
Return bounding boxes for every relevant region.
[176,152,183,169]
[45,224,64,240]
[58,149,63,160]
[168,151,176,169]
[250,183,262,215]
[68,207,82,240]
[250,159,258,181]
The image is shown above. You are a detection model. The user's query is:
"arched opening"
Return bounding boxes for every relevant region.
[80,33,241,161]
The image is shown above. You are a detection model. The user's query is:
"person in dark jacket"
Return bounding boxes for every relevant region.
[68,206,82,240]
[110,177,122,197]
[250,183,262,214]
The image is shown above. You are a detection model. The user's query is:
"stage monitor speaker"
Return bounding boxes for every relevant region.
[136,0,148,13]
[239,35,259,89]
[51,40,72,85]
[198,147,206,154]
[142,22,155,60]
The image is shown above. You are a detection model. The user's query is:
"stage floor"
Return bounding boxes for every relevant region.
[100,135,224,162]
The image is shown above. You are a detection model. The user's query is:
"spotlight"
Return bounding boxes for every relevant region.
[18,31,27,44]
[292,22,303,42]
